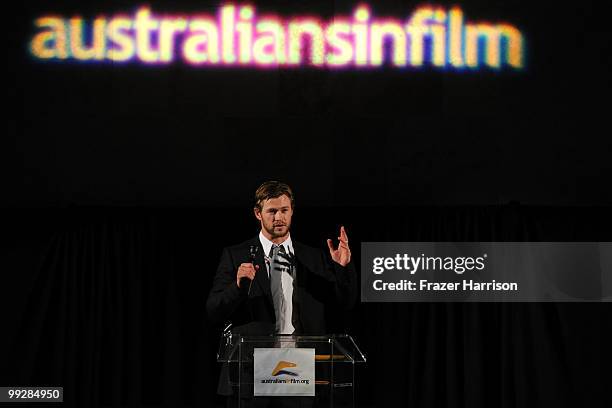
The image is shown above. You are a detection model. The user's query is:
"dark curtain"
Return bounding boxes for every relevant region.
[3,206,609,407]
[6,212,189,407]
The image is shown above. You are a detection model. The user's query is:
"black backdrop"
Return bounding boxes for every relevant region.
[7,0,611,206]
[3,0,612,407]
[1,207,610,407]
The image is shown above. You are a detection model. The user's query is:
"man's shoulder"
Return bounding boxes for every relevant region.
[221,237,325,260]
[294,240,325,259]
[293,240,315,250]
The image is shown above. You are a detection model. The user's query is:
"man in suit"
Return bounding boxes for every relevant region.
[206,180,357,404]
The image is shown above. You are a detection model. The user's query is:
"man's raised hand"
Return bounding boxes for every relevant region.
[327,226,351,267]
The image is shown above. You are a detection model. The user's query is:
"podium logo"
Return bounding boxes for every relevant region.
[256,353,312,387]
[272,361,298,377]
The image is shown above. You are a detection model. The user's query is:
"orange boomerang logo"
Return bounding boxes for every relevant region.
[271,361,298,376]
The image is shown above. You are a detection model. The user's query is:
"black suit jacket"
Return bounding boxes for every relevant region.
[206,235,357,396]
[206,235,357,335]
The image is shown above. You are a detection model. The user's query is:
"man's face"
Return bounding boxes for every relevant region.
[254,194,293,239]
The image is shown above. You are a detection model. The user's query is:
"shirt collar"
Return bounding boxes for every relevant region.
[258,231,294,257]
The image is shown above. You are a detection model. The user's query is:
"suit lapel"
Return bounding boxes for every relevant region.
[291,241,311,333]
[250,238,272,303]
[293,241,314,285]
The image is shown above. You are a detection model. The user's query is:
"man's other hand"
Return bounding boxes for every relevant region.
[236,263,259,288]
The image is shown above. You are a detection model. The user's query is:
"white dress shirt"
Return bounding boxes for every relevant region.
[258,231,296,335]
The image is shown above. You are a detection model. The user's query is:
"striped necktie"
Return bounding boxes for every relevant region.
[269,244,286,334]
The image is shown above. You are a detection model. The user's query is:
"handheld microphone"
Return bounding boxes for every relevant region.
[248,245,258,295]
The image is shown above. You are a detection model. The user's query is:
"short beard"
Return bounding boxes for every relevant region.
[266,224,289,239]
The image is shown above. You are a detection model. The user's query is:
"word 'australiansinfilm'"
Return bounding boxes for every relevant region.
[30,4,524,69]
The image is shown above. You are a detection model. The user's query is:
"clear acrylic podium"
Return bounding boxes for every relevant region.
[217,333,366,408]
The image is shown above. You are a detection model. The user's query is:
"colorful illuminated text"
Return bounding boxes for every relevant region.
[30,4,525,69]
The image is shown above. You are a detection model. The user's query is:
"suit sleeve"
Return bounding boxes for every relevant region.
[326,253,358,310]
[206,247,246,325]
